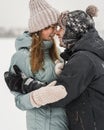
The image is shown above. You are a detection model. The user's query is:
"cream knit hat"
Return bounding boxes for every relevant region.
[28,0,60,33]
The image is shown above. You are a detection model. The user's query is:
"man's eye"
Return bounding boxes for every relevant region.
[55,25,63,31]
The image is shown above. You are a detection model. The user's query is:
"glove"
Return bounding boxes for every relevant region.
[30,81,67,107]
[4,65,24,93]
[4,65,47,93]
[55,60,64,75]
[22,77,47,94]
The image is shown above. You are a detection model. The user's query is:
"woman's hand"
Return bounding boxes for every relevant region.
[55,60,64,75]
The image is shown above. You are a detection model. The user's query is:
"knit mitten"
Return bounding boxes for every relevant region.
[30,81,67,107]
[55,60,64,75]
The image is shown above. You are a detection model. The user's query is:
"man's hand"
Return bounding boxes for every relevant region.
[55,60,64,75]
[30,81,67,107]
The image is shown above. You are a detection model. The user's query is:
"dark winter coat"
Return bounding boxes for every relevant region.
[50,28,104,130]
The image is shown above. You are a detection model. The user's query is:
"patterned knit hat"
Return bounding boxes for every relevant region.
[28,0,60,33]
[58,5,98,44]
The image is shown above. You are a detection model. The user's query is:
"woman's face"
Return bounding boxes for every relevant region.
[41,24,57,41]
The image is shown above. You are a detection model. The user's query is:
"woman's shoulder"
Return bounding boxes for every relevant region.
[12,47,29,60]
[15,31,32,51]
[10,50,32,76]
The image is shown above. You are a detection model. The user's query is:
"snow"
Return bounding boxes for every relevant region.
[0,38,26,130]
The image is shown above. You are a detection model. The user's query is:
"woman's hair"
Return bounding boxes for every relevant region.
[30,32,59,73]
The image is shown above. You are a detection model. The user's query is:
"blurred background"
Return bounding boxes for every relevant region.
[0,0,104,130]
[0,0,104,37]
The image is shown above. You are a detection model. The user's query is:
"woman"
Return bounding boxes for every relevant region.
[4,0,68,130]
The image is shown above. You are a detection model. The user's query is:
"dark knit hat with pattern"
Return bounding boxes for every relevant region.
[58,5,98,45]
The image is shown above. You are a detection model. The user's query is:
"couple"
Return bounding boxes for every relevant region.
[4,0,104,130]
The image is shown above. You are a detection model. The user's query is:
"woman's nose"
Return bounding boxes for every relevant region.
[56,29,65,38]
[52,29,59,37]
[55,30,61,36]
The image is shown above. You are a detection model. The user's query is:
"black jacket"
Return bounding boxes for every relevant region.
[50,28,104,130]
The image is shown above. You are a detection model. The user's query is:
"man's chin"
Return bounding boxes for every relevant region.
[59,42,66,48]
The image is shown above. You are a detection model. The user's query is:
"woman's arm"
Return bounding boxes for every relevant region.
[4,65,67,109]
[4,65,47,94]
[4,68,67,109]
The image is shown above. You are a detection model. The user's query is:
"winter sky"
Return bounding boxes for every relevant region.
[0,0,104,30]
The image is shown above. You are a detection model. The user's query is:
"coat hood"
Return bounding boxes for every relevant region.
[61,28,104,61]
[15,31,32,51]
[73,28,104,60]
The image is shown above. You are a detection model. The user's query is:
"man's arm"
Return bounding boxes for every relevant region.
[4,65,67,108]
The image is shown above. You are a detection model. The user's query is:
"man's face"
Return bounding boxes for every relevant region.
[55,26,66,48]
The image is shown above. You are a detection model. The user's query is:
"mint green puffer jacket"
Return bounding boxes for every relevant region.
[9,32,68,130]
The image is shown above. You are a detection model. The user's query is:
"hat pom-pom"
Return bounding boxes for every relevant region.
[86,5,98,17]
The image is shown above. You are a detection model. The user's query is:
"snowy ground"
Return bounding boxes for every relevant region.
[0,38,26,130]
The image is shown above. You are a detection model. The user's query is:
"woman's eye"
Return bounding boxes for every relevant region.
[44,24,58,30]
[44,26,50,30]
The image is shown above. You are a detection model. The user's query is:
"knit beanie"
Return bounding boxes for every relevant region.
[28,0,60,33]
[58,5,98,45]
